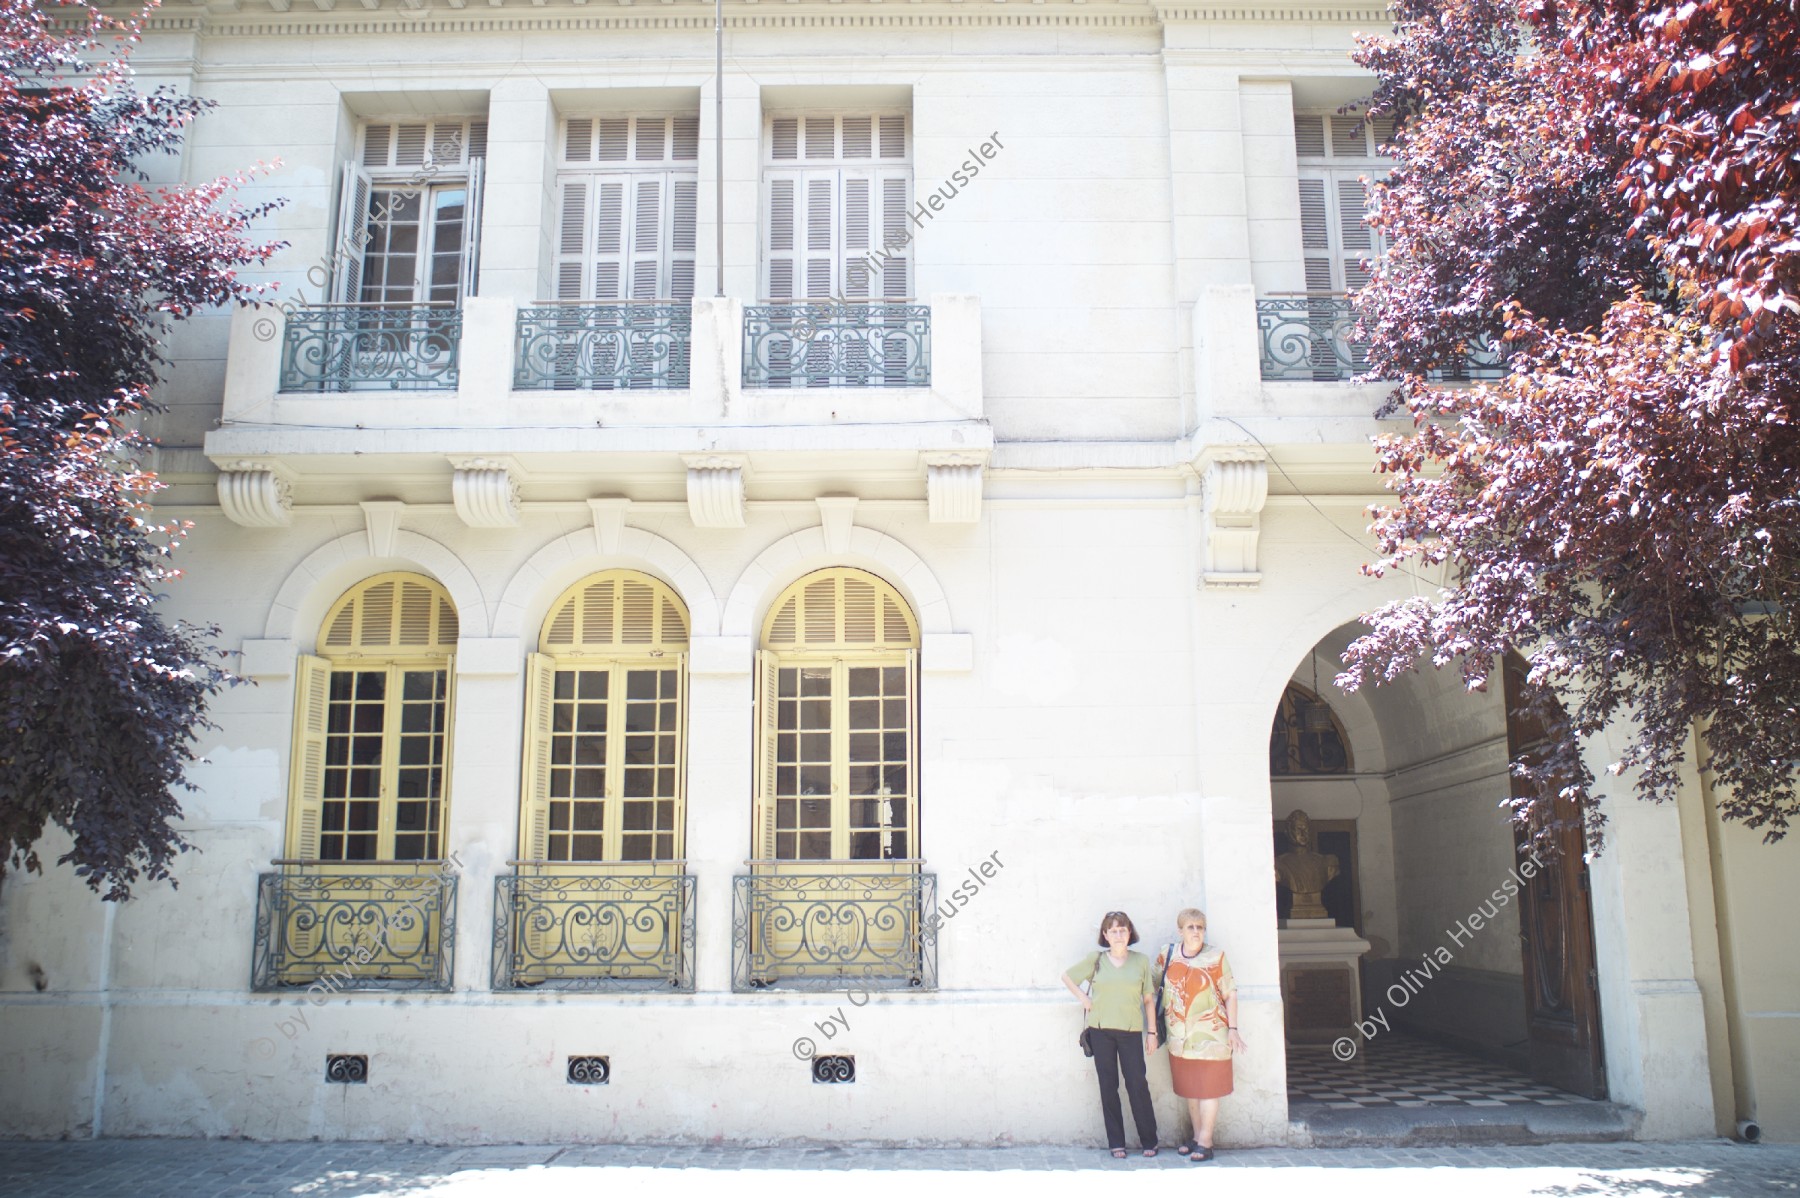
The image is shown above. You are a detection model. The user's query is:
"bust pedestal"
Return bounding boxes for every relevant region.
[1278,918,1371,1043]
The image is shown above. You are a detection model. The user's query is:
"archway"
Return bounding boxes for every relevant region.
[1271,625,1609,1128]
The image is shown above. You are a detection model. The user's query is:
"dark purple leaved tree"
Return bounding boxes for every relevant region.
[0,0,282,898]
[1344,0,1800,847]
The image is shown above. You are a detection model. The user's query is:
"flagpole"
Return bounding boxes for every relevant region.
[715,0,724,298]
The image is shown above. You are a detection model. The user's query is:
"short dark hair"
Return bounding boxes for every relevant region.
[1097,910,1140,946]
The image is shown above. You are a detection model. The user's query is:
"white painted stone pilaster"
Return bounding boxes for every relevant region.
[687,637,755,994]
[1584,723,1719,1138]
[446,641,526,994]
[477,78,555,303]
[1241,80,1305,297]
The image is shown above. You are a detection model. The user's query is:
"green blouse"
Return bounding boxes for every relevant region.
[1066,950,1156,1033]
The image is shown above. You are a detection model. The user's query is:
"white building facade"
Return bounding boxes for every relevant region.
[1,0,1792,1147]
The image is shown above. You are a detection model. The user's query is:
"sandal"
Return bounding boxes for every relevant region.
[1176,1140,1197,1156]
[1142,1147,1159,1158]
[1190,1145,1215,1163]
[1111,1148,1128,1159]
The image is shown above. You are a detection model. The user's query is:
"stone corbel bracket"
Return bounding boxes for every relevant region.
[1197,449,1269,588]
[450,457,521,528]
[923,452,986,524]
[683,454,747,529]
[216,460,293,528]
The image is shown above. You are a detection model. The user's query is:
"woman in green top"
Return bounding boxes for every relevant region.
[1061,910,1160,1158]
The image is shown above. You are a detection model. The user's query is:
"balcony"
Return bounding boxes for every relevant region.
[513,302,691,391]
[491,866,696,992]
[732,864,937,993]
[743,301,930,388]
[250,865,457,992]
[214,294,982,452]
[1255,293,1506,384]
[279,303,461,393]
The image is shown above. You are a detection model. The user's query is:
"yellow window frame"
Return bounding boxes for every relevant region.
[519,570,691,871]
[752,567,921,877]
[285,572,458,868]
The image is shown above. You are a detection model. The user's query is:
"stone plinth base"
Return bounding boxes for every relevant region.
[1280,921,1372,1044]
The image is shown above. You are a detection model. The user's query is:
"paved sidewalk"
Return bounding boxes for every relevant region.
[0,1138,1795,1198]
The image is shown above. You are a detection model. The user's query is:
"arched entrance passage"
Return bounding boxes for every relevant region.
[1503,651,1607,1099]
[1271,625,1609,1120]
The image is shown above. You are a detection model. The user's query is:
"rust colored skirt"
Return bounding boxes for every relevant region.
[1170,1055,1233,1100]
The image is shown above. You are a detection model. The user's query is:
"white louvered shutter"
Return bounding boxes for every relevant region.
[842,174,872,297]
[1298,175,1336,292]
[459,157,484,300]
[764,115,910,301]
[802,173,836,298]
[593,181,627,300]
[877,171,911,298]
[630,177,663,300]
[1337,176,1374,290]
[393,122,429,168]
[1331,114,1366,159]
[1295,112,1390,294]
[331,163,374,304]
[554,180,588,300]
[558,115,698,301]
[670,177,697,300]
[766,174,799,298]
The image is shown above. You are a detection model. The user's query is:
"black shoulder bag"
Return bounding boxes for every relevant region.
[1077,953,1102,1057]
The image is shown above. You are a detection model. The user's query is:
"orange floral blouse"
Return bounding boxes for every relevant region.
[1155,942,1235,1062]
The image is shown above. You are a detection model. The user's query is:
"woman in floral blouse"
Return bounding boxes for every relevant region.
[1156,907,1246,1162]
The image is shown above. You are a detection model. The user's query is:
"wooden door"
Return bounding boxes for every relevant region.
[1503,653,1607,1099]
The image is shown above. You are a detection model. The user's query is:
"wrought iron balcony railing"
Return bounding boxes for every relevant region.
[1255,294,1505,383]
[491,867,696,992]
[744,301,930,389]
[251,865,457,992]
[513,302,691,391]
[279,303,461,393]
[732,865,938,992]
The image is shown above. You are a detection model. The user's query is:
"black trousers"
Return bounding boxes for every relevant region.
[1089,1027,1158,1150]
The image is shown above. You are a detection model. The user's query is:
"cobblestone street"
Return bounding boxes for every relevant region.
[1,1138,1795,1198]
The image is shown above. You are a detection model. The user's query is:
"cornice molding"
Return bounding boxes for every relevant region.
[115,0,1392,37]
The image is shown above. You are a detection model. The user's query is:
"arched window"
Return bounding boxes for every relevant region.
[519,571,689,863]
[1269,682,1353,776]
[288,573,458,862]
[754,568,919,863]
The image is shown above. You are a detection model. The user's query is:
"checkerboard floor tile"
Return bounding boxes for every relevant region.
[1287,1033,1599,1108]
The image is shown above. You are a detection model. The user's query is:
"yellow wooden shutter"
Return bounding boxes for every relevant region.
[286,655,332,860]
[438,654,456,860]
[752,649,780,861]
[519,653,557,861]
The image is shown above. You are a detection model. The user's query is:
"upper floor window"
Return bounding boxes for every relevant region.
[1294,112,1393,293]
[1270,681,1354,775]
[288,574,459,862]
[762,114,912,300]
[520,572,690,864]
[553,115,699,302]
[335,118,488,306]
[754,569,919,863]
